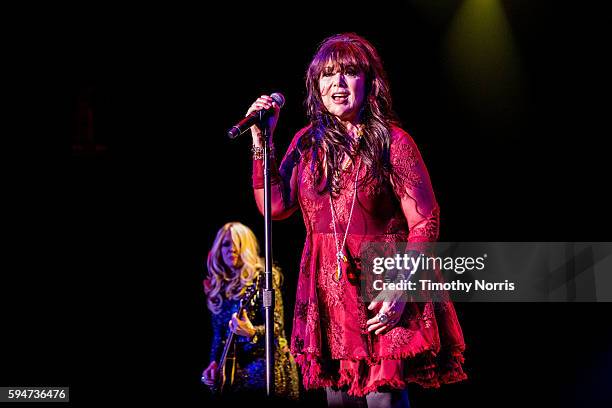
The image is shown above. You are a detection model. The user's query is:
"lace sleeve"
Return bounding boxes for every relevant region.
[389,128,440,242]
[252,126,311,220]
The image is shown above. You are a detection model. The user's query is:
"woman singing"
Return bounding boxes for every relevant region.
[247,33,467,407]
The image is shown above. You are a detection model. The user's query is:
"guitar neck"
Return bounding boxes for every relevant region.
[217,302,246,368]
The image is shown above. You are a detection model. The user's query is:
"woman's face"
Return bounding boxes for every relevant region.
[319,62,366,124]
[220,232,243,270]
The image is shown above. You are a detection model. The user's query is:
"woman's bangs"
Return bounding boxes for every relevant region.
[314,43,369,77]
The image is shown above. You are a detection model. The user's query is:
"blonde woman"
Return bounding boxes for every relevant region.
[201,222,298,399]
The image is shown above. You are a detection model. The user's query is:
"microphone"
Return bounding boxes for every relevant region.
[227,92,285,139]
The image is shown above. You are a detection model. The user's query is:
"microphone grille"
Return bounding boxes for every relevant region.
[270,92,286,108]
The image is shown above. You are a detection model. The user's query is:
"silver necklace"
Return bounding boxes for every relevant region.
[329,159,361,281]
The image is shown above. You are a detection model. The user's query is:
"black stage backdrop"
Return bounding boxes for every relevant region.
[3,1,612,407]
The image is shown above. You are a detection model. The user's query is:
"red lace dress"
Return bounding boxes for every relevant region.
[252,125,467,396]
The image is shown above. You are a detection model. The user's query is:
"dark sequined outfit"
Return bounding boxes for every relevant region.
[209,273,299,399]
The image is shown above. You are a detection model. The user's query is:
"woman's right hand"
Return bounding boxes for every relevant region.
[246,95,281,146]
[201,361,218,387]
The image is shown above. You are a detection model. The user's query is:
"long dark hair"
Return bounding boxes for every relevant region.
[304,33,398,194]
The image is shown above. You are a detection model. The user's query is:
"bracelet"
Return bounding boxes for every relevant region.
[251,145,275,160]
[251,145,264,160]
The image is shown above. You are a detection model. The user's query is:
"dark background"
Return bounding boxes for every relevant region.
[3,1,612,406]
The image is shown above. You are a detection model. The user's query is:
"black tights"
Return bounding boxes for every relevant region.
[325,388,410,408]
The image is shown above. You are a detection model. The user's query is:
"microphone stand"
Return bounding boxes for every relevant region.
[260,110,275,397]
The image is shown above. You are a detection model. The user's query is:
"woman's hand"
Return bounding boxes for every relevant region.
[366,292,406,335]
[246,95,281,146]
[201,361,218,387]
[229,310,256,339]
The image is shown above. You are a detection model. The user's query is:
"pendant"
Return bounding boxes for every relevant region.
[335,251,347,281]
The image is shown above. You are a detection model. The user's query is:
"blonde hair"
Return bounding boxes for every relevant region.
[203,222,264,315]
